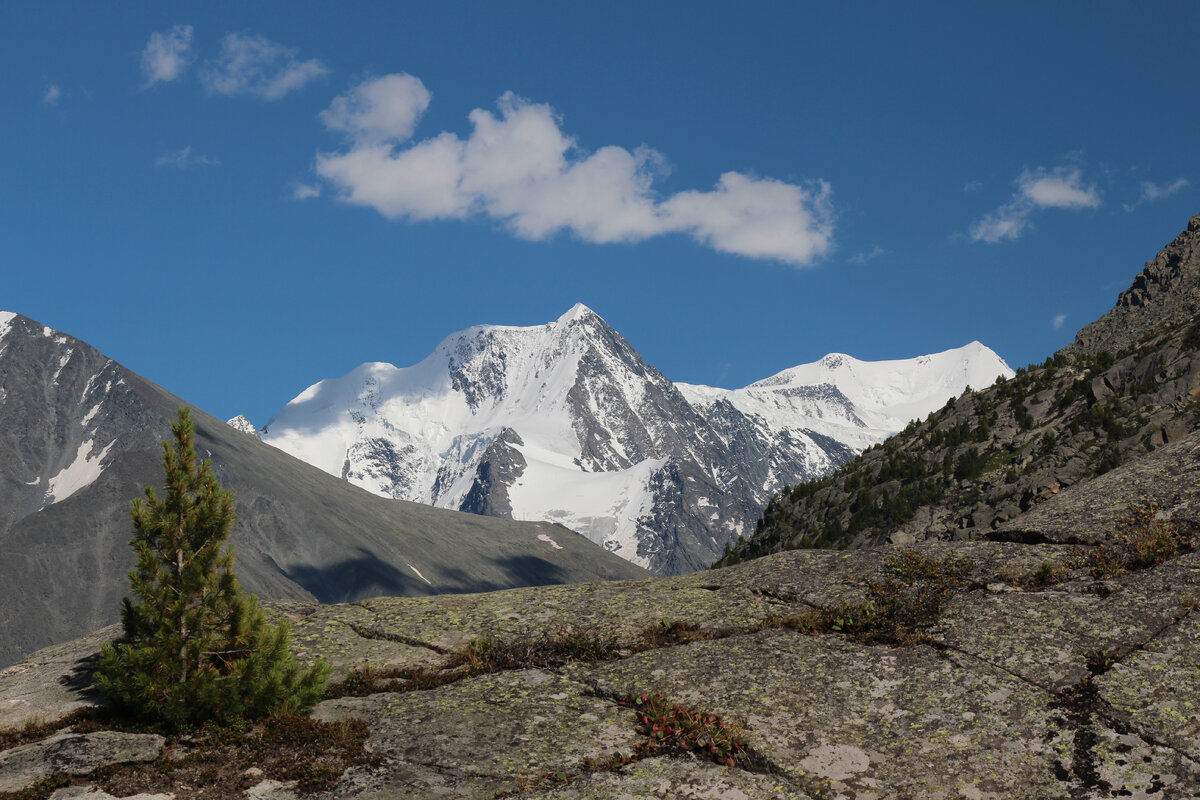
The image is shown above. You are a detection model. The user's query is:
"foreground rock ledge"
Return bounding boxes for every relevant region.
[2,530,1199,798]
[0,730,164,792]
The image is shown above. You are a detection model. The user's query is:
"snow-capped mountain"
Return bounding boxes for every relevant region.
[678,341,1014,463]
[0,310,645,668]
[261,305,1014,574]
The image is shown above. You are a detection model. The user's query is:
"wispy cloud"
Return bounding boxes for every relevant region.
[41,83,61,106]
[291,182,321,200]
[313,75,834,265]
[969,165,1100,244]
[154,146,220,168]
[963,180,983,193]
[1053,313,1067,331]
[201,33,328,100]
[141,25,194,86]
[849,245,888,264]
[1123,177,1189,212]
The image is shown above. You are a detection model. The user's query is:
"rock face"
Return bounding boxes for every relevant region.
[1065,213,1200,357]
[0,312,647,669]
[4,442,1199,797]
[721,213,1200,563]
[261,304,1009,574]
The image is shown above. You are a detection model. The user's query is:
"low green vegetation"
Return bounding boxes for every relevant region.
[1071,503,1196,578]
[766,550,976,646]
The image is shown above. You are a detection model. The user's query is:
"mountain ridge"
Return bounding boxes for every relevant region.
[720,212,1200,564]
[258,305,1011,574]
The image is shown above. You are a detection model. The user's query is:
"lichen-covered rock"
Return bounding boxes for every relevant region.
[0,729,164,792]
[522,756,815,799]
[993,431,1200,545]
[50,788,173,800]
[568,628,1069,799]
[307,669,641,799]
[3,531,1200,797]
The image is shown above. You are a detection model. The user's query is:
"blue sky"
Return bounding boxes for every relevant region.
[5,2,1198,425]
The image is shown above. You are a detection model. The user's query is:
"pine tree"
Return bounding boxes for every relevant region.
[95,408,328,730]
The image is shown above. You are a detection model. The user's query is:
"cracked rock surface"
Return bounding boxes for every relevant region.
[3,459,1200,797]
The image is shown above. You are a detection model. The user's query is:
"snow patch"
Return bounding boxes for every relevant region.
[509,451,664,568]
[82,404,102,427]
[53,349,73,383]
[45,439,115,505]
[406,563,433,585]
[0,311,16,341]
[537,532,565,550]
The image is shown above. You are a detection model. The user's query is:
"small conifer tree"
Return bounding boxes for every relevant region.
[95,408,328,730]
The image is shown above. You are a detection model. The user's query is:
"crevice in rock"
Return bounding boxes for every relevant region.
[985,529,1061,545]
[345,622,451,654]
[932,642,1059,696]
[749,586,806,604]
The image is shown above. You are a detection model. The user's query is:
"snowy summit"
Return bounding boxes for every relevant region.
[261,306,1013,573]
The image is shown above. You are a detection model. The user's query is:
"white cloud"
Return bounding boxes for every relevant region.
[154,146,220,168]
[1017,166,1100,210]
[963,180,983,193]
[201,33,328,100]
[315,79,834,265]
[41,83,61,106]
[1053,313,1067,330]
[319,74,430,145]
[141,25,193,86]
[969,203,1032,244]
[970,165,1100,244]
[1123,177,1189,211]
[291,182,321,200]
[848,245,888,264]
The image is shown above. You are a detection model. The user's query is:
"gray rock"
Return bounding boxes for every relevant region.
[2,532,1198,797]
[0,625,116,730]
[0,730,164,792]
[524,756,816,799]
[50,788,173,800]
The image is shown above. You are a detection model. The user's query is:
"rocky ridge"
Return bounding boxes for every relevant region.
[719,213,1200,563]
[1065,213,1200,357]
[2,434,1199,797]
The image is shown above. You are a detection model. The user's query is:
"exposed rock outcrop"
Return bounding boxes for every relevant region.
[4,449,1198,797]
[1065,213,1200,357]
[0,730,163,792]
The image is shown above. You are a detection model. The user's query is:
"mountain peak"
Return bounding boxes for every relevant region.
[555,302,599,325]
